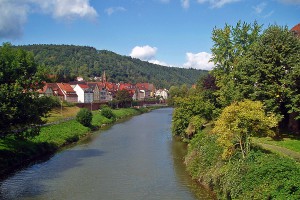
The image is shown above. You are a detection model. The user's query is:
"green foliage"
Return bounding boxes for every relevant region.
[76,108,92,127]
[185,115,206,138]
[0,43,54,137]
[17,45,207,89]
[212,100,278,159]
[34,119,90,146]
[172,95,214,137]
[211,21,262,107]
[185,130,223,183]
[217,150,300,200]
[115,89,133,108]
[211,22,300,128]
[100,107,116,120]
[185,128,300,200]
[239,25,300,119]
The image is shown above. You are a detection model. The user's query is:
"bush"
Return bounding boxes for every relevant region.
[101,107,116,120]
[76,108,92,127]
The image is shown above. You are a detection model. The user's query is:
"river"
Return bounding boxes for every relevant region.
[0,108,215,200]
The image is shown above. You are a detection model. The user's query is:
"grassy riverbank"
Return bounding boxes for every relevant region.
[0,107,149,177]
[184,126,300,199]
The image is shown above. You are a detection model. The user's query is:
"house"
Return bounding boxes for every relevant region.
[291,23,300,37]
[87,82,100,102]
[56,83,78,103]
[155,89,168,100]
[136,83,155,99]
[38,83,54,97]
[38,83,65,101]
[73,84,94,103]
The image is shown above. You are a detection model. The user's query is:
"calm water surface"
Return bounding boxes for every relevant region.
[0,108,215,200]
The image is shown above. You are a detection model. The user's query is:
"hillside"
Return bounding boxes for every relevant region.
[17,44,207,89]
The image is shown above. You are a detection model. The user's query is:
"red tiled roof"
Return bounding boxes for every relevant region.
[78,84,89,89]
[291,23,300,36]
[57,83,76,93]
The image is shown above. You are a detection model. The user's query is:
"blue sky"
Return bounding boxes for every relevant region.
[0,0,299,70]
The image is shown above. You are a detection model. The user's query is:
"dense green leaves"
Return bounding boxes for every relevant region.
[100,107,116,120]
[212,100,278,159]
[0,43,54,137]
[172,95,214,138]
[115,89,133,108]
[76,108,92,127]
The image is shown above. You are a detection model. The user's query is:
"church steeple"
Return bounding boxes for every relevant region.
[102,71,107,84]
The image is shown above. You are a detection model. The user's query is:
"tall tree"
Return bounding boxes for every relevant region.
[211,21,261,107]
[238,25,300,128]
[0,43,54,137]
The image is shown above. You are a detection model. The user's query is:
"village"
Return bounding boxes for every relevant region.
[38,72,169,108]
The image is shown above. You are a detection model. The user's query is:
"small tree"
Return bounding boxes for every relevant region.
[76,108,92,127]
[212,100,278,159]
[115,89,132,108]
[101,107,116,120]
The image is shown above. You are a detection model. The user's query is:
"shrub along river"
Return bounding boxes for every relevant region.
[0,108,215,200]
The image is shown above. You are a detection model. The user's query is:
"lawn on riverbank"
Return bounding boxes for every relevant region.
[0,107,149,177]
[185,127,300,199]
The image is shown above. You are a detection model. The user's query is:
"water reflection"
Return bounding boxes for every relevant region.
[0,108,215,200]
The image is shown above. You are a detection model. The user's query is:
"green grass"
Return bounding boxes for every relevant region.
[34,120,91,146]
[44,106,80,123]
[253,136,300,153]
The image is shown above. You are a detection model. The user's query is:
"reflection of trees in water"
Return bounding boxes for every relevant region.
[170,136,216,200]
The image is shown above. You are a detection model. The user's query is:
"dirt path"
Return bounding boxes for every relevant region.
[256,142,300,162]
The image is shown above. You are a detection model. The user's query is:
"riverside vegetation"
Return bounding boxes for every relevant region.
[171,22,300,199]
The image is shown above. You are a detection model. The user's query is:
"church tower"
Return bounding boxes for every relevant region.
[102,71,107,84]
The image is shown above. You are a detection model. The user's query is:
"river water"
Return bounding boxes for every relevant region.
[0,108,215,200]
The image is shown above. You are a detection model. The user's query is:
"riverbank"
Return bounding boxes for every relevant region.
[0,107,151,178]
[184,125,300,199]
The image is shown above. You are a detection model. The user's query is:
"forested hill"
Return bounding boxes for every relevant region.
[17,44,207,88]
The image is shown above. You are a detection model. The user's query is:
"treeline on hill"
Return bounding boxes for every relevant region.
[171,22,300,199]
[16,44,207,89]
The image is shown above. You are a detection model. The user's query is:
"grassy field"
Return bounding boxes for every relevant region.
[253,136,300,153]
[43,106,80,123]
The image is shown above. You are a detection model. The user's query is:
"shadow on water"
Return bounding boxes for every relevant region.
[171,136,216,200]
[0,148,104,200]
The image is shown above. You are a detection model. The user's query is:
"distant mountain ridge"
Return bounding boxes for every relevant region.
[17,44,207,88]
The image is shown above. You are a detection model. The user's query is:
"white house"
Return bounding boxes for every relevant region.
[155,89,168,100]
[73,84,94,103]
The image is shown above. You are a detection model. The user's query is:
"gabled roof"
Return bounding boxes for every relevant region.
[57,83,77,94]
[76,84,93,93]
[119,83,135,90]
[291,23,300,37]
[87,82,98,90]
[136,83,154,91]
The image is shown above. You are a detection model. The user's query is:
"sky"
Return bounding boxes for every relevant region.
[0,0,299,70]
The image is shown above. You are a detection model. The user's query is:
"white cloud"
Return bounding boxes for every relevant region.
[0,0,28,39]
[130,45,158,60]
[183,52,214,70]
[0,0,98,39]
[197,0,240,8]
[105,7,126,16]
[181,0,190,9]
[253,2,267,14]
[278,0,300,4]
